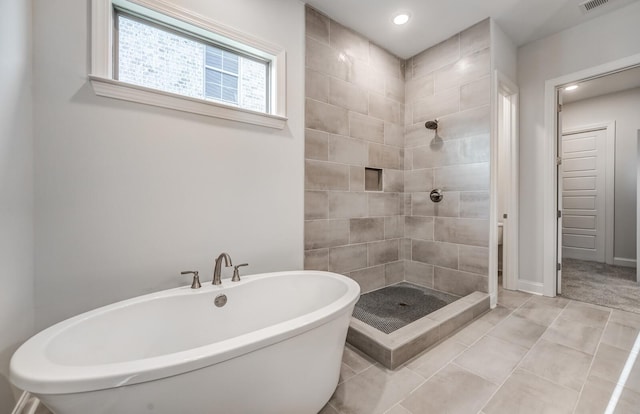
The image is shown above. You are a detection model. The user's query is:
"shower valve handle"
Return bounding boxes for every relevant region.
[430,189,443,203]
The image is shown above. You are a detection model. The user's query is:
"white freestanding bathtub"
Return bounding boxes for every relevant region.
[10,271,360,414]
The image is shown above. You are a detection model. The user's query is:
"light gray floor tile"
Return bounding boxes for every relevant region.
[330,365,424,414]
[574,375,640,414]
[405,338,467,379]
[601,321,640,352]
[342,344,375,373]
[400,364,497,414]
[513,295,568,326]
[340,362,357,384]
[383,404,412,414]
[543,317,604,355]
[477,305,512,325]
[559,300,611,328]
[488,314,546,349]
[340,288,640,413]
[590,343,640,394]
[482,368,579,414]
[318,403,340,414]
[519,339,592,391]
[497,288,531,309]
[451,319,494,346]
[610,309,640,330]
[35,406,53,414]
[454,336,528,384]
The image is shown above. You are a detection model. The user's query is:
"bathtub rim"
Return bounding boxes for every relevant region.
[10,271,360,395]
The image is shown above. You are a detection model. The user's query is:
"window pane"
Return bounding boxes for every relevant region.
[117,12,269,113]
[222,73,237,88]
[205,47,222,69]
[222,87,238,103]
[206,68,222,86]
[239,57,268,112]
[206,69,237,104]
[118,14,205,99]
[205,82,221,99]
[223,52,239,74]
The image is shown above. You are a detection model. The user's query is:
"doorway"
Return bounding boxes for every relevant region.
[547,62,640,312]
[489,70,519,307]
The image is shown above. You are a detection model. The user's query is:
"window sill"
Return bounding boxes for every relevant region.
[89,75,287,129]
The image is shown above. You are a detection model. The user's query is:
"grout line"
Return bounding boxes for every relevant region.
[570,309,613,414]
[474,293,561,411]
[397,297,525,408]
[480,296,603,412]
[401,296,532,411]
[326,400,340,414]
[336,293,529,413]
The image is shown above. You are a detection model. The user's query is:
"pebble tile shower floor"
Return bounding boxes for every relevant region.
[352,282,459,334]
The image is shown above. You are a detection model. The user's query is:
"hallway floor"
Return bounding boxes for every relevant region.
[562,258,640,314]
[322,288,640,414]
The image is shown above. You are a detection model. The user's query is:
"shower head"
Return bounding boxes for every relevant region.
[425,120,438,130]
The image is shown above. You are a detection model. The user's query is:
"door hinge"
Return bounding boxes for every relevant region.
[557,210,562,218]
[503,213,508,219]
[557,103,563,113]
[557,263,562,271]
[556,156,563,165]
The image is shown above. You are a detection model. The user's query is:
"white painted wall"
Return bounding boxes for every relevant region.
[490,21,517,224]
[490,20,517,83]
[563,87,640,263]
[489,19,518,301]
[517,1,640,285]
[0,0,34,412]
[33,0,305,329]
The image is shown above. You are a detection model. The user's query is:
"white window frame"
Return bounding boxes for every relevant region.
[90,0,287,129]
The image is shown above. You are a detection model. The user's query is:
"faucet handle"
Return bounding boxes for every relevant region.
[232,263,248,282]
[181,271,202,289]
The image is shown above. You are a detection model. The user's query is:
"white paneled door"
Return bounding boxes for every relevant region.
[561,129,607,262]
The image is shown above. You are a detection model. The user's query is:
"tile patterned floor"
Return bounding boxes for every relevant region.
[321,288,640,414]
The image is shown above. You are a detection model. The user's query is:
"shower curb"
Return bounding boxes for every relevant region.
[347,291,490,369]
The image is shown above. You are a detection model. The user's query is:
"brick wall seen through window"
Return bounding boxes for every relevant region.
[117,14,268,113]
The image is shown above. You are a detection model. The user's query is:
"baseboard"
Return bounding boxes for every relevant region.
[613,257,636,268]
[517,279,544,295]
[490,291,498,308]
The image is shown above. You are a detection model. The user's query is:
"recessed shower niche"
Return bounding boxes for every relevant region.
[364,167,382,192]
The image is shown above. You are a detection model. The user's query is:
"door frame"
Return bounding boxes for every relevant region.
[543,53,640,297]
[561,122,616,265]
[489,70,519,307]
[637,130,640,283]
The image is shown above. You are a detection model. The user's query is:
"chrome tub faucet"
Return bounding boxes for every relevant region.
[213,253,232,285]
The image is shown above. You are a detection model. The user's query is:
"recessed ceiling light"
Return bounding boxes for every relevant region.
[393,13,410,25]
[565,85,579,91]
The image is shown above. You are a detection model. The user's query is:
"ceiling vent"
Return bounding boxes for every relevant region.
[578,0,610,13]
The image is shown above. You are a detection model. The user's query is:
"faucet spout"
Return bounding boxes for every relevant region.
[213,253,232,285]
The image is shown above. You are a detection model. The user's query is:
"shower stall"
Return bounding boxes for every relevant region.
[304,6,493,367]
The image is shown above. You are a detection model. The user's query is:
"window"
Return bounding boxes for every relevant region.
[116,12,268,112]
[205,47,240,105]
[90,0,286,128]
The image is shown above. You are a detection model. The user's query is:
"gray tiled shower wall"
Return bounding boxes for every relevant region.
[304,6,490,297]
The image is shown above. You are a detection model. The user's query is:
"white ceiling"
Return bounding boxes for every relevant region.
[304,0,639,59]
[563,65,640,103]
